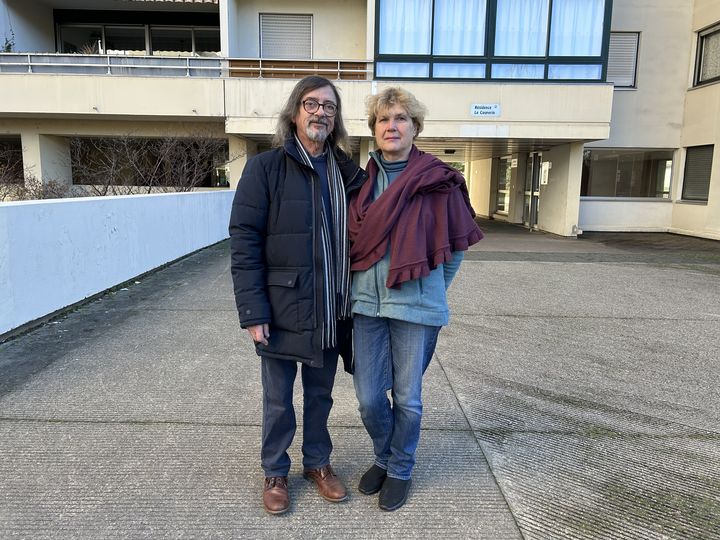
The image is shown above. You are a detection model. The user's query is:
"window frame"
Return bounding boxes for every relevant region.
[54,10,220,56]
[580,147,675,199]
[694,22,720,87]
[259,13,313,60]
[681,145,714,202]
[606,31,639,89]
[373,0,614,82]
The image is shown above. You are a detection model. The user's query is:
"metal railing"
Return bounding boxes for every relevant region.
[0,53,373,80]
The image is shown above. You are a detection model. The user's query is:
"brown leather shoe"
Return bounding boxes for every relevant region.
[303,464,348,502]
[263,476,289,515]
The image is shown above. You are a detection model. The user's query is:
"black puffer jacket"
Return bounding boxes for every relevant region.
[229,138,366,369]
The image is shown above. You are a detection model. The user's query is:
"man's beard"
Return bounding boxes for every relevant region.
[303,120,329,143]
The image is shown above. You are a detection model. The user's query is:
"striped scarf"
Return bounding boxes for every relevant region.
[293,134,351,349]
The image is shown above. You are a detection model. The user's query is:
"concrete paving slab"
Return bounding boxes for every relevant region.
[438,315,720,432]
[475,430,720,540]
[0,422,520,539]
[449,260,720,320]
[2,222,720,538]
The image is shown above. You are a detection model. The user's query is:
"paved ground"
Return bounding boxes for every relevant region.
[1,220,719,539]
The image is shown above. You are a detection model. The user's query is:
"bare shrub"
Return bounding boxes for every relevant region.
[21,176,72,200]
[0,140,25,201]
[70,134,232,195]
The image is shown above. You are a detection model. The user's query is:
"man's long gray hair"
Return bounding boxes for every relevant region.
[273,76,350,153]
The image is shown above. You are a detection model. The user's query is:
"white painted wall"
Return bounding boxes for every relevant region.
[673,0,720,241]
[2,0,54,52]
[0,191,234,335]
[228,0,366,59]
[590,0,694,149]
[579,199,674,232]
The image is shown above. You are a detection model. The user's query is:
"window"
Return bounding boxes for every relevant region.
[260,14,312,59]
[695,24,720,86]
[151,27,193,56]
[104,26,146,55]
[433,0,486,55]
[682,146,713,201]
[607,32,639,87]
[59,26,103,54]
[581,149,673,198]
[58,24,220,56]
[494,0,549,57]
[194,28,221,56]
[375,0,610,80]
[548,0,605,56]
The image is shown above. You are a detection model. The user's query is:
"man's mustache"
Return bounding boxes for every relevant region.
[309,116,328,126]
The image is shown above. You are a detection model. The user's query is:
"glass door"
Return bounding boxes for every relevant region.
[523,152,541,229]
[496,156,512,215]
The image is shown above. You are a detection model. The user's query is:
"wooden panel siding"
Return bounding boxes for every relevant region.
[228,60,369,80]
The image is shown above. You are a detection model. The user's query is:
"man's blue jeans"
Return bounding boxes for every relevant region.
[352,314,440,480]
[260,351,338,477]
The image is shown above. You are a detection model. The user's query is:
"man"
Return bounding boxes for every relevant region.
[229,76,366,515]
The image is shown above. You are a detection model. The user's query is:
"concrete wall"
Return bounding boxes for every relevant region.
[226,0,366,59]
[467,158,493,218]
[583,0,718,239]
[225,79,614,141]
[538,143,584,237]
[579,199,674,232]
[671,0,720,241]
[591,0,694,149]
[1,75,225,118]
[0,191,234,336]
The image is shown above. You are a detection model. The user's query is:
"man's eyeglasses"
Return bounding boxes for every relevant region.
[302,99,338,117]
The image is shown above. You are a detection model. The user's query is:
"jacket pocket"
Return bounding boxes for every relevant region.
[266,270,299,332]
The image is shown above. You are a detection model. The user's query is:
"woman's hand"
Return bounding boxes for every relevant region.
[247,323,270,346]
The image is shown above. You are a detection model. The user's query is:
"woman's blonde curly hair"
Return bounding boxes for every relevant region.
[366,87,427,138]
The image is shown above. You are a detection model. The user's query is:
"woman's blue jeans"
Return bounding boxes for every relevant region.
[260,351,338,477]
[352,314,440,480]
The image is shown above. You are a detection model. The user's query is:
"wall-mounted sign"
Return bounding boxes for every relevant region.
[511,158,518,168]
[470,103,501,117]
[540,161,551,185]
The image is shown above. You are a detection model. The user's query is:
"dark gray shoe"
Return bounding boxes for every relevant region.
[378,477,411,511]
[358,464,387,495]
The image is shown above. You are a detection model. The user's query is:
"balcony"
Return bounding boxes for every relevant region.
[0,53,373,80]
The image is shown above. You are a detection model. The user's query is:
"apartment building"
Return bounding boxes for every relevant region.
[1,0,718,240]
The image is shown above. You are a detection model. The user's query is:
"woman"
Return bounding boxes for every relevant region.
[348,87,483,511]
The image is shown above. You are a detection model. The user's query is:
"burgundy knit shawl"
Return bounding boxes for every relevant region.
[348,146,483,289]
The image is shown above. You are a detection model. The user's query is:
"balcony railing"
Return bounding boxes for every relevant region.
[0,53,373,80]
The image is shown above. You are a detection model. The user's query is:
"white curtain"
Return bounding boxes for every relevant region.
[549,0,605,56]
[376,62,430,78]
[494,0,549,57]
[548,64,602,79]
[433,0,487,55]
[378,0,432,55]
[492,64,544,79]
[433,63,486,78]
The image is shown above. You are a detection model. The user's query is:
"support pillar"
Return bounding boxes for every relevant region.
[227,136,258,190]
[359,138,374,168]
[467,157,493,218]
[537,142,584,236]
[20,133,72,188]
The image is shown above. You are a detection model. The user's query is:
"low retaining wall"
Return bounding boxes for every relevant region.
[0,190,235,336]
[579,198,673,232]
